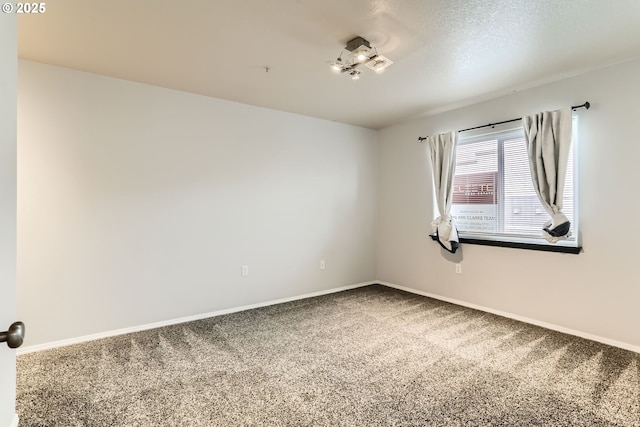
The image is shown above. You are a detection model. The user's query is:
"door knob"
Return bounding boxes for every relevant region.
[0,321,25,349]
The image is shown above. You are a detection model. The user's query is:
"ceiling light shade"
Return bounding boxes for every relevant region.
[365,55,393,73]
[353,46,370,62]
[328,36,392,80]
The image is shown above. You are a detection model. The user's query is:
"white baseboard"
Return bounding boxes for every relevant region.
[20,279,637,355]
[379,281,640,354]
[9,414,18,427]
[17,281,375,355]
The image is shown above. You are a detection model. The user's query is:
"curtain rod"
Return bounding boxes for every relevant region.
[417,101,590,142]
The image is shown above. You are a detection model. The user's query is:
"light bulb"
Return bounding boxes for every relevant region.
[356,51,367,62]
[330,61,342,72]
[351,71,360,80]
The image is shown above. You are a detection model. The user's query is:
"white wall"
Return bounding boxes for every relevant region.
[17,60,377,347]
[377,58,640,349]
[0,13,18,427]
[19,56,640,351]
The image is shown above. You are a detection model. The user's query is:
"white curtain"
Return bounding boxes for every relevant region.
[426,131,459,253]
[522,107,572,243]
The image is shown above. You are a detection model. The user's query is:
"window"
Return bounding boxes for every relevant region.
[450,119,578,251]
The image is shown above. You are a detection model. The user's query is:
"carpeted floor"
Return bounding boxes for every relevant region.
[16,285,640,426]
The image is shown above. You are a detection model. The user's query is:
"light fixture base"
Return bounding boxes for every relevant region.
[345,36,371,52]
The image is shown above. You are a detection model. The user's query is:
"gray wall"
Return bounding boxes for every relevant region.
[18,61,378,347]
[377,58,640,349]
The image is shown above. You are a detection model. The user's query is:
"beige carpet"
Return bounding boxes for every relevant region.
[17,285,640,426]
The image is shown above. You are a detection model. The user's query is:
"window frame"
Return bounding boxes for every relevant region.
[445,119,581,254]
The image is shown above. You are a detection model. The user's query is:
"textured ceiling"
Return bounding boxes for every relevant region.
[17,0,640,129]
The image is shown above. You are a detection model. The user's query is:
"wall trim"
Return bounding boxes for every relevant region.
[18,281,375,355]
[20,279,637,355]
[9,414,19,427]
[378,281,640,354]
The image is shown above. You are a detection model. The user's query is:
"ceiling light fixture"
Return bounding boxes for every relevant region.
[328,36,393,80]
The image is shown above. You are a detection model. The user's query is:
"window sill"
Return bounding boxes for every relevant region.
[458,237,582,254]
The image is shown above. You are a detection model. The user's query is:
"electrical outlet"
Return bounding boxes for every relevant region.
[241,265,249,276]
[320,260,325,270]
[455,263,462,274]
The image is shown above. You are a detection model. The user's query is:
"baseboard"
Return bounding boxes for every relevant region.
[378,281,640,354]
[21,279,636,355]
[18,281,376,355]
[9,414,19,427]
